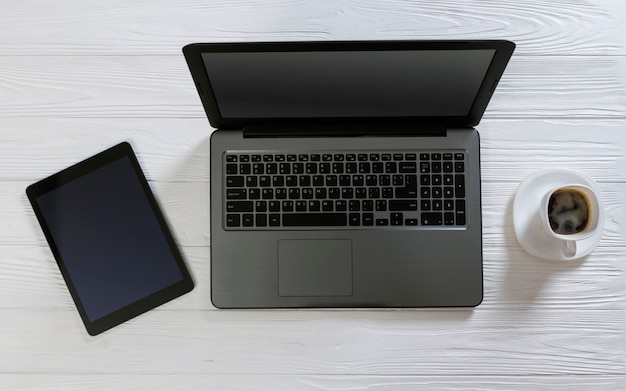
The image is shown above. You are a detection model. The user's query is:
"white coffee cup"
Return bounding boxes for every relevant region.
[539,184,602,258]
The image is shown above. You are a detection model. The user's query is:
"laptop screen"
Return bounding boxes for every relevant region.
[201,49,496,119]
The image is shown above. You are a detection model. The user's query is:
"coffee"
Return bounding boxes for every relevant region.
[548,188,590,235]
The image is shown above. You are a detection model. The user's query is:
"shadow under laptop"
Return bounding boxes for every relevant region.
[148,134,211,310]
[200,306,476,326]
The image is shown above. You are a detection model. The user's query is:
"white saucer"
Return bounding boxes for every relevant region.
[513,169,603,260]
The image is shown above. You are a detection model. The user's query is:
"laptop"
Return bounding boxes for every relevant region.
[183,40,515,308]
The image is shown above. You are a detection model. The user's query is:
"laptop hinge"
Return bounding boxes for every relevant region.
[242,123,447,138]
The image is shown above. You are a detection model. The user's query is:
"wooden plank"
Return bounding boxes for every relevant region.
[0,374,624,390]
[0,0,624,55]
[0,118,210,182]
[1,119,625,182]
[479,120,626,183]
[0,309,623,376]
[0,56,624,119]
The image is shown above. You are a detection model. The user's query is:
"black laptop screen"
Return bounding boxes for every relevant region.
[201,49,496,119]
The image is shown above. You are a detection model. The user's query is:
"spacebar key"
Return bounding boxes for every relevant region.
[283,213,347,226]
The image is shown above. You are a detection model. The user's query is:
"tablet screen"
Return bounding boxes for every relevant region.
[27,142,193,335]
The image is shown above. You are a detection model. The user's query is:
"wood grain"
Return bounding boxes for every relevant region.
[0,0,624,55]
[0,56,624,119]
[1,0,625,389]
[1,375,624,390]
[0,309,624,376]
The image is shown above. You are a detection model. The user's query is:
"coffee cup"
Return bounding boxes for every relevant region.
[539,184,602,258]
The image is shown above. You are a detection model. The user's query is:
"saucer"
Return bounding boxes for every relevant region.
[513,169,603,260]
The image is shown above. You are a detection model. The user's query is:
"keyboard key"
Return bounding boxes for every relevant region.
[349,213,360,226]
[226,214,240,227]
[226,176,245,187]
[239,163,251,174]
[269,214,281,226]
[376,219,389,226]
[282,201,294,212]
[363,213,374,226]
[226,189,247,199]
[283,213,347,226]
[399,162,417,173]
[226,164,237,174]
[269,201,280,212]
[456,200,466,225]
[252,163,264,174]
[242,214,254,227]
[259,176,271,186]
[255,201,267,212]
[432,162,442,173]
[389,200,418,211]
[455,174,466,197]
[227,201,253,212]
[391,213,403,226]
[395,175,417,198]
[273,176,285,187]
[248,188,260,199]
[256,214,267,227]
[421,212,443,225]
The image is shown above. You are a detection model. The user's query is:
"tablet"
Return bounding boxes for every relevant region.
[26,142,194,335]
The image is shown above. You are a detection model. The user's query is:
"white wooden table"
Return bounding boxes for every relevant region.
[2,1,625,389]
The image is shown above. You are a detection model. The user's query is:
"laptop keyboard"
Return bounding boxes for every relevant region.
[223,151,467,229]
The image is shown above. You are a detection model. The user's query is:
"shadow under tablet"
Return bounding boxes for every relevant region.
[26,142,194,335]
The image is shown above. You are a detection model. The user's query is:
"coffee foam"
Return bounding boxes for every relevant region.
[548,189,589,235]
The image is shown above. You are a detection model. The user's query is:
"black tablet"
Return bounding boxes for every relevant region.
[26,142,194,335]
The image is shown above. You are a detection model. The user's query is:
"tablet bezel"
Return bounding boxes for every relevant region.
[26,142,194,335]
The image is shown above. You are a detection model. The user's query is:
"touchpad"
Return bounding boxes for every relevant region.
[278,239,352,297]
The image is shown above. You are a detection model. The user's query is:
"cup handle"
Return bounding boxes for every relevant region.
[562,240,576,258]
